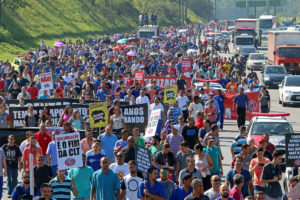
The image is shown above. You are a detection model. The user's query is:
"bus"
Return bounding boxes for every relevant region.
[259,15,274,31]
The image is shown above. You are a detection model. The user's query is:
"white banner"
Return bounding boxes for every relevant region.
[145,109,161,138]
[40,72,53,90]
[55,132,83,170]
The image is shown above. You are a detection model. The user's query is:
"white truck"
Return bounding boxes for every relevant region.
[234,35,255,56]
[268,31,300,73]
[138,26,159,39]
[259,15,275,31]
[234,18,261,47]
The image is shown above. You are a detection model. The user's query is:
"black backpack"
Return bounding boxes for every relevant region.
[16,185,39,200]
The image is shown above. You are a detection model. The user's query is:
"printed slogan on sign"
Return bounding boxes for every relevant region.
[55,132,83,170]
[135,145,152,173]
[89,102,108,128]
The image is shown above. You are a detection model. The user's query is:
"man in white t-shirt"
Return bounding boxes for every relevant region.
[136,89,150,116]
[188,96,203,119]
[121,160,143,200]
[176,90,190,120]
[109,152,130,183]
[20,130,41,153]
[150,96,165,125]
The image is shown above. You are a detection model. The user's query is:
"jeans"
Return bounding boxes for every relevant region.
[0,176,3,199]
[254,185,265,192]
[216,110,224,129]
[237,106,246,128]
[7,167,18,195]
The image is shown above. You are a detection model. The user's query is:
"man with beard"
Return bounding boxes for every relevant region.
[11,171,41,200]
[216,184,234,200]
[121,160,143,200]
[22,136,43,171]
[169,173,193,200]
[158,167,176,199]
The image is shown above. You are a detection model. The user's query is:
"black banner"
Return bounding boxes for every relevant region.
[9,104,88,128]
[285,134,300,167]
[135,145,152,173]
[120,103,148,133]
[6,98,98,107]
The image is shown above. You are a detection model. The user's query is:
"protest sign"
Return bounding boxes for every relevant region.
[9,104,88,128]
[6,98,98,107]
[55,132,83,170]
[164,85,177,103]
[181,59,192,72]
[285,134,300,167]
[135,145,152,173]
[224,92,260,120]
[89,102,108,128]
[135,71,144,85]
[40,73,53,90]
[120,104,148,133]
[145,109,161,138]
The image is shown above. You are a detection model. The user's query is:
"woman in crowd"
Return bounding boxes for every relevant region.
[24,106,39,127]
[110,106,126,134]
[58,105,73,127]
[40,106,52,123]
[68,109,85,131]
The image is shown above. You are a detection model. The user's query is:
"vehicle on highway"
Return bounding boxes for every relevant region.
[279,75,300,107]
[195,82,225,92]
[234,35,255,56]
[262,65,287,88]
[138,26,160,39]
[221,31,230,41]
[239,46,257,59]
[261,31,269,40]
[246,53,267,70]
[234,18,261,46]
[268,31,300,74]
[247,113,293,168]
[259,15,275,31]
[205,32,216,43]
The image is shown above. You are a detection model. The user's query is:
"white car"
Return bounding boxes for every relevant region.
[195,82,225,91]
[246,53,268,70]
[279,75,300,107]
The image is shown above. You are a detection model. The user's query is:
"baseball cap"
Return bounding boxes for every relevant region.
[182,173,193,181]
[259,83,265,87]
[208,136,214,141]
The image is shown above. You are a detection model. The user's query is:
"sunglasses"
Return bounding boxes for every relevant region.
[161,171,169,175]
[212,179,221,182]
[24,176,30,178]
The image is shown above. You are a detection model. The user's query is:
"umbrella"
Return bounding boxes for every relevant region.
[126,51,139,57]
[113,46,122,51]
[125,45,135,49]
[114,33,122,39]
[128,37,136,41]
[54,41,65,47]
[150,52,159,56]
[117,38,128,44]
[187,49,198,54]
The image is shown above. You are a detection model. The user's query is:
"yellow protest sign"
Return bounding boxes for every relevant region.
[89,102,108,128]
[164,85,177,103]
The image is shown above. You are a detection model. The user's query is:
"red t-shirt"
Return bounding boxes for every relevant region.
[27,87,39,99]
[0,80,5,90]
[126,79,134,87]
[195,117,204,129]
[230,186,243,200]
[56,85,64,98]
[34,132,52,155]
[167,68,177,77]
[22,146,43,170]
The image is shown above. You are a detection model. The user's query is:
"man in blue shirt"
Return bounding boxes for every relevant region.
[96,83,110,101]
[233,88,249,128]
[87,141,106,171]
[100,125,118,163]
[11,171,41,200]
[46,131,59,177]
[169,173,193,200]
[91,157,120,200]
[138,166,167,200]
[214,89,225,130]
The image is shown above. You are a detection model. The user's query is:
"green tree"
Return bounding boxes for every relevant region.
[0,0,26,26]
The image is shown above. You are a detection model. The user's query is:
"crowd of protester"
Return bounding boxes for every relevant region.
[0,22,293,200]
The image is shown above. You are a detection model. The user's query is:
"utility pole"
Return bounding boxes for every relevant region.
[266,0,270,15]
[214,0,217,21]
[246,0,249,18]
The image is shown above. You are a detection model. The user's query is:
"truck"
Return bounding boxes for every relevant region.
[234,35,255,56]
[259,15,275,31]
[138,26,159,39]
[268,31,300,73]
[234,18,261,47]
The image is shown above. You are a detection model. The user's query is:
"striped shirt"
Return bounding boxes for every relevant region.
[231,134,247,155]
[49,176,72,200]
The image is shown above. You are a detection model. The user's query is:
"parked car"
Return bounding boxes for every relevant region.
[246,53,267,70]
[195,82,226,92]
[279,75,300,107]
[247,113,293,170]
[262,65,287,88]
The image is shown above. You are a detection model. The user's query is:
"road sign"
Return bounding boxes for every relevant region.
[236,0,286,8]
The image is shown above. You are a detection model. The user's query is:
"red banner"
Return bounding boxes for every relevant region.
[224,92,260,120]
[135,71,143,84]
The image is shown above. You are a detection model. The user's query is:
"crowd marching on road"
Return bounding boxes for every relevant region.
[0,21,296,200]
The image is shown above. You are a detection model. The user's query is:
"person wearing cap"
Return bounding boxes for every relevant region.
[169,173,193,200]
[252,138,273,161]
[233,87,249,128]
[204,136,223,177]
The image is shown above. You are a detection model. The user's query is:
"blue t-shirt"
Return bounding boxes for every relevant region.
[11,183,41,200]
[92,169,120,200]
[214,95,225,110]
[138,180,167,199]
[100,133,118,158]
[226,169,252,196]
[234,94,249,108]
[169,185,192,200]
[96,89,110,101]
[46,141,58,166]
[114,139,128,150]
[86,152,106,171]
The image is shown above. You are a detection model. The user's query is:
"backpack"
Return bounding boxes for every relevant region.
[17,185,39,200]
